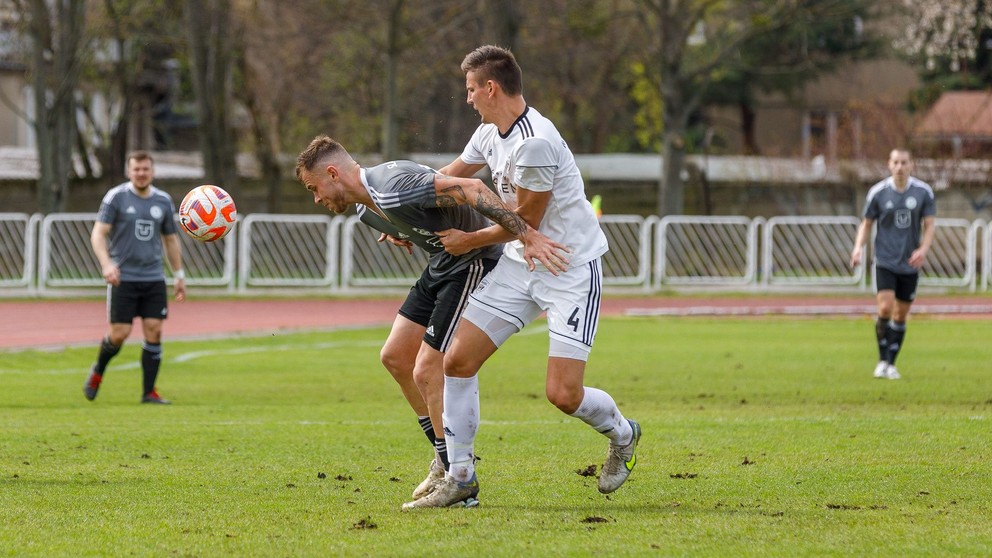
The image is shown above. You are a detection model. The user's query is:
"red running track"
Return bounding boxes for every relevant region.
[1,294,990,350]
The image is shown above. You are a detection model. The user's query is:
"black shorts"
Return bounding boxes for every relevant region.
[108,281,169,324]
[875,266,919,303]
[398,258,498,352]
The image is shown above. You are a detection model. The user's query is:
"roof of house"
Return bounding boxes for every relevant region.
[914,90,992,140]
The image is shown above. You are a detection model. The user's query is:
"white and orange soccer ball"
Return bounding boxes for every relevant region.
[178,184,237,242]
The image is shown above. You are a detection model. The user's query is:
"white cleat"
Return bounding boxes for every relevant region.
[402,474,480,509]
[885,365,901,380]
[411,455,445,500]
[598,419,641,494]
[873,361,889,379]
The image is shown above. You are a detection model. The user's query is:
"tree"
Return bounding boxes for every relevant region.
[894,0,992,76]
[634,0,878,216]
[20,0,86,213]
[77,1,184,184]
[516,0,645,153]
[895,0,992,114]
[705,0,881,155]
[183,0,238,189]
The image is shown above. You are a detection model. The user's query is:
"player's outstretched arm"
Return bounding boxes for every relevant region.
[433,175,569,274]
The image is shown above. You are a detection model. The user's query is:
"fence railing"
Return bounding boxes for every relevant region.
[1,213,988,296]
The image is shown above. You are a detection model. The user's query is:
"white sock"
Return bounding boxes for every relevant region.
[570,386,632,445]
[442,375,479,482]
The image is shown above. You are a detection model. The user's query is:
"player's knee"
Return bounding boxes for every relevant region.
[379,347,408,379]
[877,303,894,318]
[109,326,130,345]
[547,386,581,414]
[412,363,441,392]
[442,350,476,379]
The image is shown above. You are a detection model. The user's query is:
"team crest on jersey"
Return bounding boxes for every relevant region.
[476,275,491,293]
[150,205,163,219]
[905,197,917,210]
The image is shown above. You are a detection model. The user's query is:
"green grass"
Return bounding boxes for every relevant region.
[2,316,991,557]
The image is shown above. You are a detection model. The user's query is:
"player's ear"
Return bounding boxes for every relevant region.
[325,164,337,180]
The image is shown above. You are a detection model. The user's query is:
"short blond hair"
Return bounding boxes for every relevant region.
[295,135,349,182]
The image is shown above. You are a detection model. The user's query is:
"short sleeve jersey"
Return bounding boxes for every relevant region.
[359,161,502,279]
[862,176,936,274]
[459,106,608,269]
[97,182,178,281]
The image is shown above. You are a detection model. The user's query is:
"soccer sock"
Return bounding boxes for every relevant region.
[94,336,121,374]
[570,386,633,445]
[442,375,479,482]
[885,321,907,365]
[875,317,890,362]
[141,342,162,395]
[417,416,436,444]
[417,416,450,469]
[434,438,450,470]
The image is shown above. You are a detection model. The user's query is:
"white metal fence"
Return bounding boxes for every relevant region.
[1,213,988,296]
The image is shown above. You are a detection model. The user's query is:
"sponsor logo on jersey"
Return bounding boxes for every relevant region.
[884,200,894,210]
[895,209,911,228]
[135,219,155,240]
[126,206,137,214]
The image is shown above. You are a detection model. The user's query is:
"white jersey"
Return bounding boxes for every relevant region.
[459,106,608,269]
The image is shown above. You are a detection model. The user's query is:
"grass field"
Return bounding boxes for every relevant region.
[2,315,991,557]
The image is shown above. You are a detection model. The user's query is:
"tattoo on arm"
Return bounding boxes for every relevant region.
[436,179,527,238]
[436,184,464,208]
[475,190,526,237]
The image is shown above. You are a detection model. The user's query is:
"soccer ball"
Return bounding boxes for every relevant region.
[179,185,237,242]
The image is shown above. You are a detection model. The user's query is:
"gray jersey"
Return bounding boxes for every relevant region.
[358,161,502,279]
[863,176,936,274]
[97,182,178,281]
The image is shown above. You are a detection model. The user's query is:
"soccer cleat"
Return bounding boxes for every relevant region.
[885,365,901,380]
[598,419,641,494]
[411,455,446,500]
[141,390,171,405]
[83,367,103,401]
[873,361,888,379]
[401,474,480,509]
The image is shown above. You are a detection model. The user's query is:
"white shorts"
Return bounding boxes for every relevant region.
[463,257,602,357]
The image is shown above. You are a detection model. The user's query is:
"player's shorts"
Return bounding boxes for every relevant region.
[107,281,168,324]
[398,258,498,352]
[875,266,919,303]
[464,257,602,358]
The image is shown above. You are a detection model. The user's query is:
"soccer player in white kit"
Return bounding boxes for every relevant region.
[403,45,640,509]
